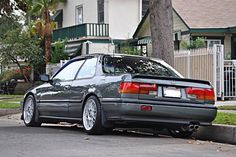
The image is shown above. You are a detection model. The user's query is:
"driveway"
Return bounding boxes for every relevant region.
[0,114,235,157]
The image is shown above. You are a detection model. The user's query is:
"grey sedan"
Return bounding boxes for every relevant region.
[22,54,217,137]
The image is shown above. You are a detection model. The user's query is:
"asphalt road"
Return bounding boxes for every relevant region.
[0,114,236,157]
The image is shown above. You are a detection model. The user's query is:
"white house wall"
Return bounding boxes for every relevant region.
[105,0,141,39]
[57,0,98,27]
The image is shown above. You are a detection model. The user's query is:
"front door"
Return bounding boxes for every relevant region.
[69,57,98,118]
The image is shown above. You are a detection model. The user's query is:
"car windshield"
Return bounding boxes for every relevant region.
[103,56,180,77]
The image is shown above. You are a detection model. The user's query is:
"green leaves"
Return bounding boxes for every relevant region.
[0,28,43,72]
[180,37,206,50]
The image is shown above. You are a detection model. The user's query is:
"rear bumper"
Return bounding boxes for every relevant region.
[101,98,217,126]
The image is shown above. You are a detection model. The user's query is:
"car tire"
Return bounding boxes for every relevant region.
[168,129,193,138]
[23,95,41,127]
[82,96,104,135]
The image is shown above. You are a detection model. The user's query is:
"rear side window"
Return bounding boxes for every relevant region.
[103,56,180,77]
[76,57,97,79]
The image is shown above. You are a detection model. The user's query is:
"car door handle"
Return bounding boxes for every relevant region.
[64,85,71,90]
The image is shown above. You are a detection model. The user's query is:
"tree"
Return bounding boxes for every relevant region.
[0,28,43,82]
[0,0,28,16]
[149,0,174,66]
[27,0,67,63]
[0,14,21,38]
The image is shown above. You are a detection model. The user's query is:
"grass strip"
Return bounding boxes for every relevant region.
[213,112,236,125]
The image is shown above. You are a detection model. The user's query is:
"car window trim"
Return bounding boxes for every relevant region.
[74,57,98,80]
[51,58,86,82]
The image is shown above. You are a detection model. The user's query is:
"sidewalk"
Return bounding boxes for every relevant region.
[215,101,236,107]
[0,108,21,117]
[218,110,236,114]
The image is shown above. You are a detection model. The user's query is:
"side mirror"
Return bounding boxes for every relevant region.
[40,74,50,82]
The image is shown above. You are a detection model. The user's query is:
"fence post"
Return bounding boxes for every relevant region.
[213,46,217,101]
[187,50,191,78]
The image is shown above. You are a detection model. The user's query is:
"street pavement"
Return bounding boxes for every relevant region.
[0,114,236,157]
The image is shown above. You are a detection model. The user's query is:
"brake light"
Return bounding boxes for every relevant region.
[120,82,158,95]
[119,82,140,94]
[186,87,215,101]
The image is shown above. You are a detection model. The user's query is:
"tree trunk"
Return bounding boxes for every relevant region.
[14,60,30,83]
[8,54,30,83]
[149,0,174,67]
[44,8,52,63]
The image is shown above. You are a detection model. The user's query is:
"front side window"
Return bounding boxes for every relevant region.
[76,58,97,79]
[76,5,83,25]
[103,56,180,77]
[53,60,85,82]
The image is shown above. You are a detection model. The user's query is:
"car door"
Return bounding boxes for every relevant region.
[69,57,98,118]
[38,59,85,117]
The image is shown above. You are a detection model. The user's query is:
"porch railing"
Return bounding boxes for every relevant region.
[53,23,109,41]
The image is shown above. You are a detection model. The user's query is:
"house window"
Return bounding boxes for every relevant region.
[142,0,150,17]
[98,0,104,23]
[206,39,221,49]
[75,5,83,25]
[53,10,63,28]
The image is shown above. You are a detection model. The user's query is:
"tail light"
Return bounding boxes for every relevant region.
[120,82,158,95]
[186,87,215,102]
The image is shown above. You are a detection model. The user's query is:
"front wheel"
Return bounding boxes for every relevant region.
[23,95,41,127]
[82,96,104,135]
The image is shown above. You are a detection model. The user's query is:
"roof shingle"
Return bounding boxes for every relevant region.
[172,0,236,28]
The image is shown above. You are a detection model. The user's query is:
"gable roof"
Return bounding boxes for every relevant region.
[133,0,236,38]
[172,0,236,29]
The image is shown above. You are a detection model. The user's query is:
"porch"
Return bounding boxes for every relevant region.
[53,23,110,42]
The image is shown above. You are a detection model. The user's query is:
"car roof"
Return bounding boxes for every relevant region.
[71,53,163,62]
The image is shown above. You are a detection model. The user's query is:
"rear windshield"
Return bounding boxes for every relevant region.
[102,56,180,77]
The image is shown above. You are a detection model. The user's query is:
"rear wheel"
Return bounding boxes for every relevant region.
[23,95,41,127]
[82,96,104,134]
[168,129,193,138]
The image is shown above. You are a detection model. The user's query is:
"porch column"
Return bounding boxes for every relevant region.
[224,34,232,59]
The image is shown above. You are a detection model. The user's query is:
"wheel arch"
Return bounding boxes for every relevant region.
[22,92,40,123]
[82,93,101,112]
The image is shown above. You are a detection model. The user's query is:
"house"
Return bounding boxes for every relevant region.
[52,0,150,56]
[133,0,236,59]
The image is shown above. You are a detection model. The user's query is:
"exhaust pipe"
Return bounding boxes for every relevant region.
[181,124,200,132]
[194,125,199,130]
[188,125,194,131]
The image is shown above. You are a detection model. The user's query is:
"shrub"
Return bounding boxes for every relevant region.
[0,66,32,82]
[180,37,206,50]
[51,40,68,63]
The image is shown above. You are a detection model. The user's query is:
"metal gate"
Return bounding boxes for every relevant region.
[223,60,236,99]
[215,44,236,100]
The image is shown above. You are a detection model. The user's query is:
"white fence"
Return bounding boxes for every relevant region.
[174,48,215,85]
[174,45,225,99]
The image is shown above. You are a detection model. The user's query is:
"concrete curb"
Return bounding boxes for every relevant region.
[193,125,236,145]
[0,108,21,117]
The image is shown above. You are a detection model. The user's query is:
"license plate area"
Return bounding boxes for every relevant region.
[163,86,181,98]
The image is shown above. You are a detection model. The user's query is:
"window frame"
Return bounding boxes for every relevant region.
[206,39,221,50]
[75,5,83,25]
[74,57,98,80]
[51,59,86,82]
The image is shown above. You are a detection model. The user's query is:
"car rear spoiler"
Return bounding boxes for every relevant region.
[132,74,211,86]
